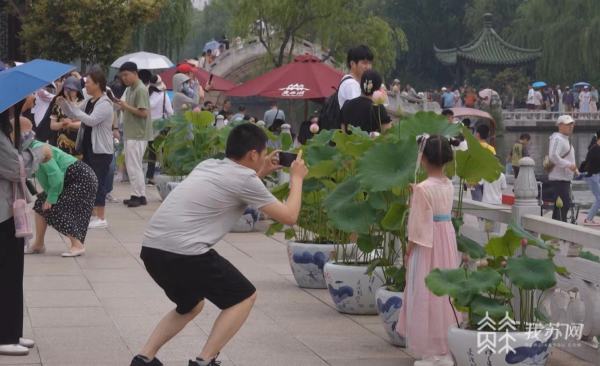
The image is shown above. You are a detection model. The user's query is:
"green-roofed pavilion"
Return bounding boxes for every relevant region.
[435,13,541,81]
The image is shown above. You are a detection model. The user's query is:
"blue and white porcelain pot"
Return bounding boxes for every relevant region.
[448,326,553,366]
[375,286,406,347]
[323,262,385,315]
[287,241,336,289]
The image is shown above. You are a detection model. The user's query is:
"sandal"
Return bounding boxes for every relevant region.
[24,244,46,254]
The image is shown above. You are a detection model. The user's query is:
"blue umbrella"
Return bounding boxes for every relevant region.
[532,81,547,88]
[573,82,591,88]
[203,40,221,52]
[0,59,75,113]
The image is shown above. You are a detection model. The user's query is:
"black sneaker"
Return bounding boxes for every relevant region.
[188,357,221,366]
[130,354,163,366]
[123,196,138,205]
[139,196,147,205]
[127,197,142,208]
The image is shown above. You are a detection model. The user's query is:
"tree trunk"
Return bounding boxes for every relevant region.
[276,30,292,67]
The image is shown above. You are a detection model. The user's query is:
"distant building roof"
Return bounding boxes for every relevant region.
[434,13,541,66]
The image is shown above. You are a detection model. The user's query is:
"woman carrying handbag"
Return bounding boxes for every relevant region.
[0,102,51,356]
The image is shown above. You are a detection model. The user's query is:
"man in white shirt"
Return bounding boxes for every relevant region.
[338,45,373,109]
[526,85,535,109]
[480,171,507,233]
[548,115,577,221]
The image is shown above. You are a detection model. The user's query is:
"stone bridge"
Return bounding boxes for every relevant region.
[207,37,333,83]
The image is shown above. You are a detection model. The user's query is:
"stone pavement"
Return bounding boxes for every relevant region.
[0,183,592,366]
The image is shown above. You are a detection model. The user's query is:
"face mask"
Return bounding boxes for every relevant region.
[182,83,195,98]
[21,130,36,145]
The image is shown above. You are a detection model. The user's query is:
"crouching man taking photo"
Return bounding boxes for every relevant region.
[131,123,308,366]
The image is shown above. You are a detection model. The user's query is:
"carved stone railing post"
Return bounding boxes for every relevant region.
[512,157,540,224]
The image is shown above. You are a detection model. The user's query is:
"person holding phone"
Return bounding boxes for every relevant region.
[58,68,114,229]
[131,123,308,366]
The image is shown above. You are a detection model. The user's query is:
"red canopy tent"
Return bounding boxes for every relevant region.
[226,54,344,100]
[158,66,236,91]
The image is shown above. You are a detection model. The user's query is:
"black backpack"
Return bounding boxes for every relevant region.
[319,76,353,130]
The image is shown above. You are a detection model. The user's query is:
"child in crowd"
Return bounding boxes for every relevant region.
[397,135,462,366]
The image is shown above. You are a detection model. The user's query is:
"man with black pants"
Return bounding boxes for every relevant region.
[130,123,308,366]
[548,115,577,221]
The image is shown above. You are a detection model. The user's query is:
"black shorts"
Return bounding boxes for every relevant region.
[140,246,256,314]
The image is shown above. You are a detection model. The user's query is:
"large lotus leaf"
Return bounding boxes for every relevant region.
[357,233,382,254]
[366,191,387,210]
[426,267,502,306]
[332,130,374,158]
[347,125,370,137]
[310,129,336,145]
[327,201,375,234]
[469,294,512,319]
[505,256,557,290]
[425,268,468,298]
[304,144,338,166]
[485,228,523,258]
[324,177,361,211]
[390,111,462,141]
[302,178,324,193]
[381,203,408,231]
[507,222,549,250]
[270,183,290,200]
[457,234,487,259]
[324,177,375,234]
[356,139,418,192]
[455,127,503,184]
[307,160,338,179]
[184,110,215,128]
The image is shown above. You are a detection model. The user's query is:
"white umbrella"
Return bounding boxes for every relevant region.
[111,51,174,70]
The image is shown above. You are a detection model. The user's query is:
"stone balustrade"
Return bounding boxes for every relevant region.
[503,110,600,131]
[455,156,600,363]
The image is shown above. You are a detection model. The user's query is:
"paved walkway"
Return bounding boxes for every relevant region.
[0,184,592,366]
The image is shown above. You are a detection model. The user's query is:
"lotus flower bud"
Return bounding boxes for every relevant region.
[462,253,470,263]
[369,131,381,138]
[556,196,564,209]
[310,123,319,134]
[476,259,488,268]
[256,120,266,127]
[372,90,385,105]
[501,260,507,267]
[521,238,528,248]
[192,106,201,112]
[181,103,189,110]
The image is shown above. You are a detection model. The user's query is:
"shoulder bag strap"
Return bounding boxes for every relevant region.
[162,92,167,119]
[13,155,27,202]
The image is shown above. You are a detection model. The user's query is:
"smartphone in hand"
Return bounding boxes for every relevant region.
[278,152,298,167]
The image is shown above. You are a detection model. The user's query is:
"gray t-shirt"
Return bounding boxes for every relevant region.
[263,108,285,127]
[143,158,277,255]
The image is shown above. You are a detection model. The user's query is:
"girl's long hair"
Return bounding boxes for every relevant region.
[0,100,24,150]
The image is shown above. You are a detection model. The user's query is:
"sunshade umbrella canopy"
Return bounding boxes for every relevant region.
[450,107,495,122]
[0,59,75,113]
[532,81,547,88]
[478,88,499,100]
[573,82,591,88]
[158,66,236,92]
[226,54,344,100]
[111,51,174,70]
[203,40,221,52]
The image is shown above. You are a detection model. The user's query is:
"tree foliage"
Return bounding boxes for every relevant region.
[132,0,192,61]
[378,0,469,87]
[231,0,406,76]
[464,0,524,36]
[21,0,164,67]
[507,0,600,85]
